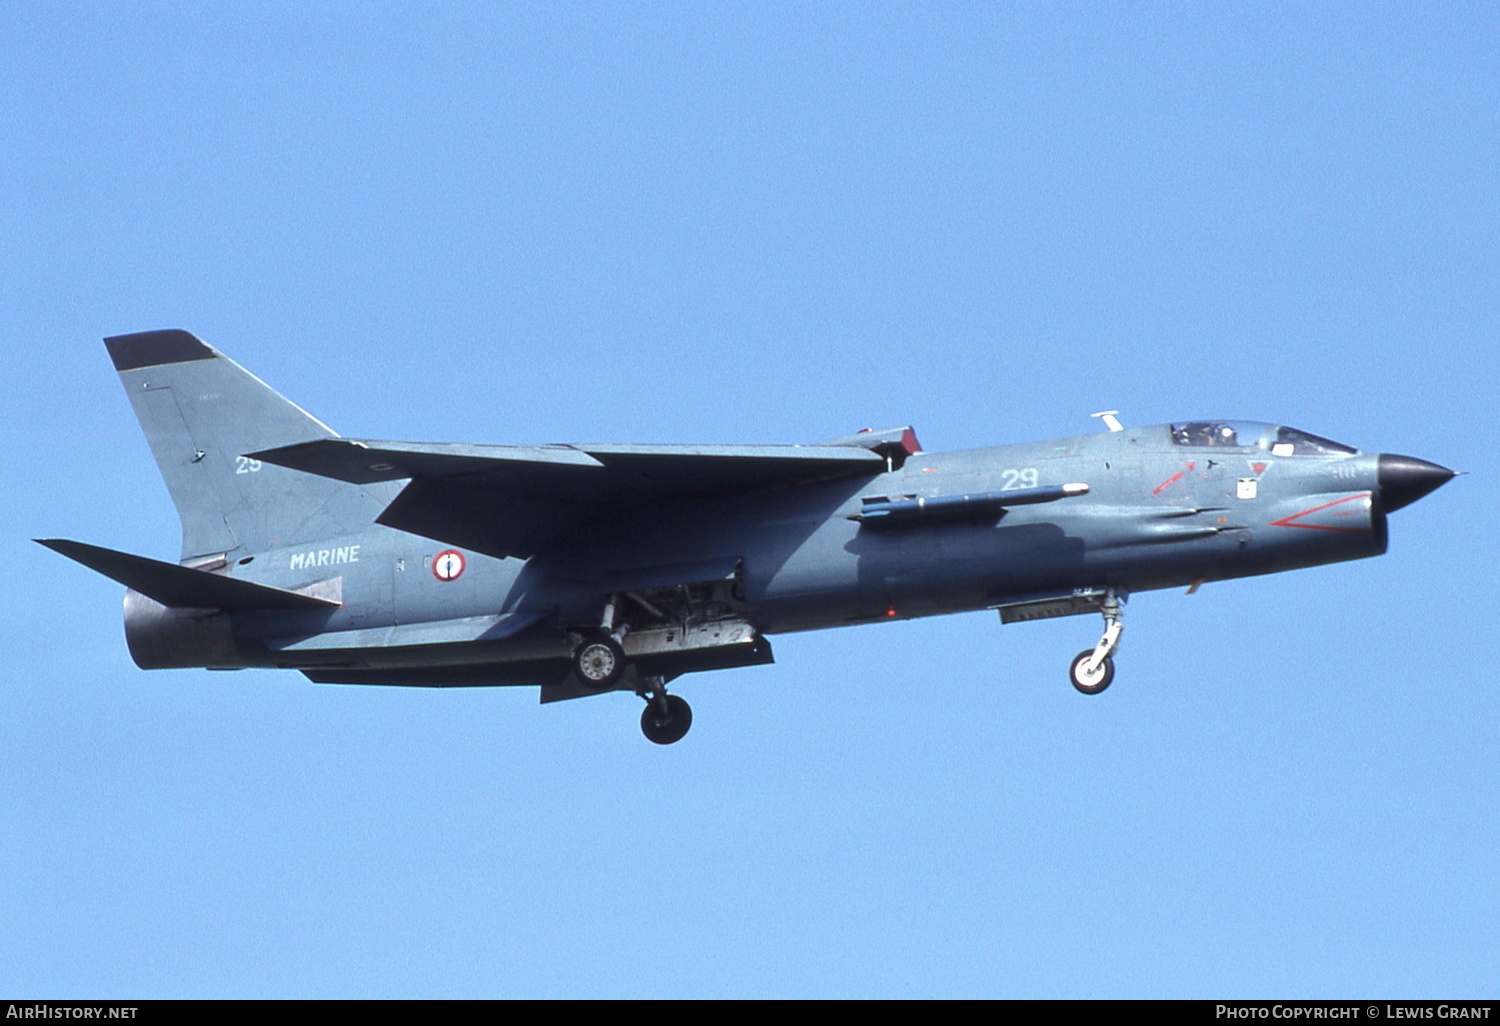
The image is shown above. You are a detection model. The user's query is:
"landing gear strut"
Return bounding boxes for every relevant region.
[574,594,628,689]
[638,676,692,745]
[1069,588,1124,695]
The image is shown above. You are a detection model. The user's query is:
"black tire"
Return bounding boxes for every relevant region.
[1069,649,1114,695]
[640,694,693,745]
[574,634,626,689]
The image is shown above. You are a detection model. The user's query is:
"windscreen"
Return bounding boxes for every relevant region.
[1270,427,1357,456]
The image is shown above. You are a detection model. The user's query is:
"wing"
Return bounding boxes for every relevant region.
[247,438,887,559]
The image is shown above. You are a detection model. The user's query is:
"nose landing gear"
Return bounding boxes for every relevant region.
[1069,588,1124,695]
[1069,648,1115,694]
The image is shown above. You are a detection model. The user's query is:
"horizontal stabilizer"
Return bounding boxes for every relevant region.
[37,539,341,611]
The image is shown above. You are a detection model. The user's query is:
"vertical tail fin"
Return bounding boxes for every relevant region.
[106,329,378,561]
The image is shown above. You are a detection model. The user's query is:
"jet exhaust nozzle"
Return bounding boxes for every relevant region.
[1376,453,1456,513]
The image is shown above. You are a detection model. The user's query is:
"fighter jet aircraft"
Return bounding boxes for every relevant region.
[41,330,1456,744]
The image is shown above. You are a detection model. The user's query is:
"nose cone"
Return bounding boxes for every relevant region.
[1377,453,1456,513]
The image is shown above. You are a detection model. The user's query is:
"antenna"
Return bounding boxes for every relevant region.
[1091,410,1124,433]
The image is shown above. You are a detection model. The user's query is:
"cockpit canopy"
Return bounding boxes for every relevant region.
[1169,421,1357,456]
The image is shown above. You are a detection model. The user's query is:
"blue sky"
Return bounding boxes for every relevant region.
[2,2,1495,997]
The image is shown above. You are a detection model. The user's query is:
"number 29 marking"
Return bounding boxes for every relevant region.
[1001,467,1039,490]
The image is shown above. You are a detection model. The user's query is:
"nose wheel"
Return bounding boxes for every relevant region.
[1070,649,1115,694]
[638,676,692,744]
[1070,588,1124,695]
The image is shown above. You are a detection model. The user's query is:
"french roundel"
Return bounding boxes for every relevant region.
[432,549,466,582]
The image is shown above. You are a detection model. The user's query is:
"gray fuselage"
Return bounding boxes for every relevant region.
[124,421,1387,687]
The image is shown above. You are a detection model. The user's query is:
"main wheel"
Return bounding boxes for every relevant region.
[641,694,692,745]
[1069,649,1114,695]
[574,634,626,689]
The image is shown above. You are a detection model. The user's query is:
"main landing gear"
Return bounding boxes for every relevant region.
[573,633,626,689]
[572,636,694,744]
[1069,588,1124,695]
[573,594,627,689]
[638,676,692,745]
[571,596,694,744]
